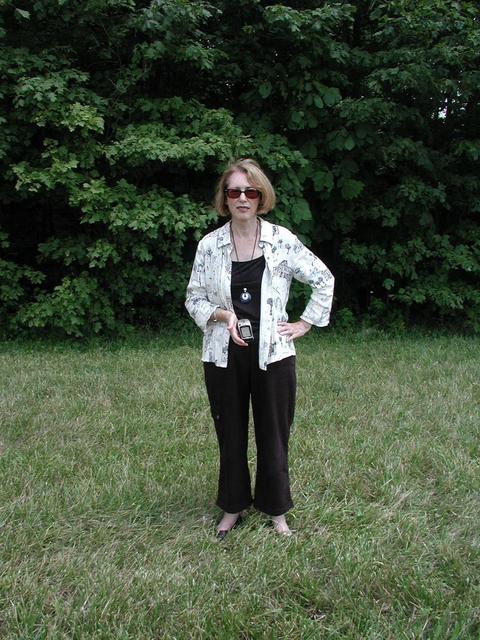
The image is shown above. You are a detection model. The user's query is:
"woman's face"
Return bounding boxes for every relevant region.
[225,169,260,222]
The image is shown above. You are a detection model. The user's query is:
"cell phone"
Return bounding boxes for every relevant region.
[237,319,254,341]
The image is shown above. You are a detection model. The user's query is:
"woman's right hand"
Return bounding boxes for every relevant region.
[213,308,248,347]
[225,310,248,347]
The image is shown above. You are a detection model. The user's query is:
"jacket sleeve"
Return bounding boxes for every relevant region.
[185,239,217,332]
[290,235,335,327]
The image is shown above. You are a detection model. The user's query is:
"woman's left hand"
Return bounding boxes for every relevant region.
[277,319,312,342]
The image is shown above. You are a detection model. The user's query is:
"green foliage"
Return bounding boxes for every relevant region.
[15,273,116,337]
[0,0,479,335]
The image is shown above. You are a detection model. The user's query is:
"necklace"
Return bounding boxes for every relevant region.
[231,219,260,304]
[230,218,259,262]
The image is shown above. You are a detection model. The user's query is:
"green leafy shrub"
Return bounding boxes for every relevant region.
[0,0,478,335]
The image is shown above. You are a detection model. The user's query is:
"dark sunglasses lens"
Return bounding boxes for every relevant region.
[225,188,260,199]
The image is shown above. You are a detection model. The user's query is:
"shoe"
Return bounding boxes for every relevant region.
[216,529,229,541]
[216,515,242,541]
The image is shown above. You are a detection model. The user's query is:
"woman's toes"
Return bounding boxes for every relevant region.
[271,516,292,536]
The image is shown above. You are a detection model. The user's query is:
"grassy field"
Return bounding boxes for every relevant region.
[0,330,479,639]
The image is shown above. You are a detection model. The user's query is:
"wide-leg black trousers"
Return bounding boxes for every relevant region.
[203,339,296,516]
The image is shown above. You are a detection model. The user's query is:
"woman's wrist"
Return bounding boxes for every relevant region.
[299,318,312,331]
[210,308,233,324]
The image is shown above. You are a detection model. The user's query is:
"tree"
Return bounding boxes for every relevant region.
[1,0,479,335]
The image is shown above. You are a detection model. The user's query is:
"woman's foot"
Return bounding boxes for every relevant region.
[216,511,241,540]
[271,514,292,536]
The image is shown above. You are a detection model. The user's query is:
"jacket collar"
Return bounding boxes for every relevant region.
[216,217,275,248]
[216,221,231,248]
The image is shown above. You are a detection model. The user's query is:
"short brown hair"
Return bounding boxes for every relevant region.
[213,158,276,217]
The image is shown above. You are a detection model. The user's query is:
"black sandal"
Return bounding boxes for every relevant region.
[216,515,243,541]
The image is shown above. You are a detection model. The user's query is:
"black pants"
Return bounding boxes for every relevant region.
[203,339,296,516]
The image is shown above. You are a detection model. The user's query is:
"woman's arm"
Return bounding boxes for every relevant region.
[185,241,218,331]
[277,234,334,341]
[185,242,247,346]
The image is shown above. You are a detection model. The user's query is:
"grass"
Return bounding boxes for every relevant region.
[0,329,479,639]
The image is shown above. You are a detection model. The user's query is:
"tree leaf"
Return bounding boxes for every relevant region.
[341,179,364,200]
[259,82,272,98]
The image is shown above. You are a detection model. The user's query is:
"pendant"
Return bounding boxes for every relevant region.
[240,288,251,303]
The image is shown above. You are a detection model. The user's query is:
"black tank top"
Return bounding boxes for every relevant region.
[231,255,265,329]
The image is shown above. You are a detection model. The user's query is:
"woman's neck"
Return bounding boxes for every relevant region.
[230,216,259,238]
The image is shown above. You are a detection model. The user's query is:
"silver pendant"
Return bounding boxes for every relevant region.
[240,288,251,303]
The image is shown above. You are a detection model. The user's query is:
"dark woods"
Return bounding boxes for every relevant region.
[1,0,479,336]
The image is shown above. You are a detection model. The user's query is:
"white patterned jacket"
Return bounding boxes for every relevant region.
[185,218,334,370]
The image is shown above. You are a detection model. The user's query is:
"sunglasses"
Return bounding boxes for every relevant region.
[224,188,261,200]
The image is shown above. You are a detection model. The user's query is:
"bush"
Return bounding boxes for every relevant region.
[1,1,478,335]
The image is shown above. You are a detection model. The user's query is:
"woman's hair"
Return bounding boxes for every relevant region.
[213,158,276,217]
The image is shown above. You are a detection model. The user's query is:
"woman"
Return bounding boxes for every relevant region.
[185,158,334,538]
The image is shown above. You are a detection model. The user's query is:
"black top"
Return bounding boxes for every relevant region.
[231,255,265,327]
